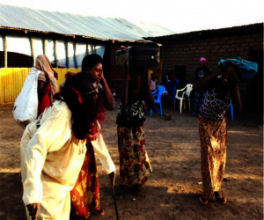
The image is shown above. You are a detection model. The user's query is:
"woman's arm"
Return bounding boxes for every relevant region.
[230,72,242,115]
[100,76,115,110]
[193,65,222,91]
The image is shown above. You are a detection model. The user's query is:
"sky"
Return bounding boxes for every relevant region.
[0,0,263,33]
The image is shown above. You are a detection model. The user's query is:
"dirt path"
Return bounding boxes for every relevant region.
[0,101,263,220]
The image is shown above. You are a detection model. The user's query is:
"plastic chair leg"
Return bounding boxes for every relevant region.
[229,103,234,120]
[179,99,183,113]
[150,109,153,118]
[160,103,163,117]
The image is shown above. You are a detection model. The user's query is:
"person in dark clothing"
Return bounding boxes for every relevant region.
[192,57,212,116]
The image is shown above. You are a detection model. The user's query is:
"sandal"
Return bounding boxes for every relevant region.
[214,192,227,204]
[199,193,208,205]
[93,207,105,216]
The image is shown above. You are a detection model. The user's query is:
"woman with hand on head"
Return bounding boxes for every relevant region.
[70,54,116,218]
[82,54,115,110]
[193,62,242,205]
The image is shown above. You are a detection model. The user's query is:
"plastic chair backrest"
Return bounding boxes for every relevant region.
[154,86,165,102]
[185,84,193,93]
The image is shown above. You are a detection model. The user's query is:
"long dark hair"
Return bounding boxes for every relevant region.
[61,72,103,140]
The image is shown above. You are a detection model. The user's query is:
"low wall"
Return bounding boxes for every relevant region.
[0,68,80,105]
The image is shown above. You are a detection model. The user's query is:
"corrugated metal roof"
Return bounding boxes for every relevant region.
[0,4,174,42]
[145,23,263,41]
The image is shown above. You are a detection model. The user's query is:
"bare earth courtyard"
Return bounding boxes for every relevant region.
[0,100,263,220]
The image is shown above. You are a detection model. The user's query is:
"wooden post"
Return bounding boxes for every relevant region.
[54,39,58,68]
[73,42,77,69]
[4,35,7,68]
[42,38,46,55]
[65,41,69,68]
[29,37,35,66]
[86,43,89,56]
[93,45,97,54]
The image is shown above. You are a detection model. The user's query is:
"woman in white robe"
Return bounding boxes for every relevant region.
[21,72,116,220]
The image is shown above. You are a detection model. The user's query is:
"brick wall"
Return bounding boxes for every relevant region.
[162,33,263,82]
[161,32,263,111]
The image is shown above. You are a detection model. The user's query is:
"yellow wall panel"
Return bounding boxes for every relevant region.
[0,68,80,105]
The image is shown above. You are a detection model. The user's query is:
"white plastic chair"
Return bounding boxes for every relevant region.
[174,84,193,113]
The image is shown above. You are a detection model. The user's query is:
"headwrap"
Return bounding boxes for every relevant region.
[218,57,258,84]
[200,57,206,62]
[36,54,58,95]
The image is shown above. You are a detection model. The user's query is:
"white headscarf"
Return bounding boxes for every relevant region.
[36,54,58,95]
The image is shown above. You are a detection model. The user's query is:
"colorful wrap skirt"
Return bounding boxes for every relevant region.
[70,142,100,219]
[198,115,227,200]
[117,125,152,187]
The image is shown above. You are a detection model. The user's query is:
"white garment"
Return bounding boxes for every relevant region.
[150,80,156,91]
[20,101,116,220]
[13,68,42,125]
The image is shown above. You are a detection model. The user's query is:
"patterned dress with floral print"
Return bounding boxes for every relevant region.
[117,101,152,187]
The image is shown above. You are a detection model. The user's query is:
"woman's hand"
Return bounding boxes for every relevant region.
[108,171,116,186]
[100,69,105,80]
[27,203,40,220]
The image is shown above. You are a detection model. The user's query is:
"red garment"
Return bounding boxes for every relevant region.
[70,142,100,218]
[37,84,52,117]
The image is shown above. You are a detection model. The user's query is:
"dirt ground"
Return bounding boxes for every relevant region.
[0,99,263,220]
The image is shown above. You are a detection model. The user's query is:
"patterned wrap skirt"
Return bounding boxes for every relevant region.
[198,115,227,200]
[70,142,100,219]
[117,125,152,187]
